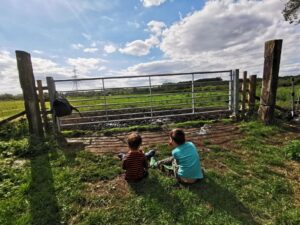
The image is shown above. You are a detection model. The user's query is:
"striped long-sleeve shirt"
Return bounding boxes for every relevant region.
[122,151,148,181]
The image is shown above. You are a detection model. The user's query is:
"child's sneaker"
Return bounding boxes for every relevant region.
[147,149,156,158]
[150,157,158,168]
[118,153,125,160]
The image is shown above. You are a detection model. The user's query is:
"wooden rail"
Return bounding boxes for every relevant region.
[0,110,26,126]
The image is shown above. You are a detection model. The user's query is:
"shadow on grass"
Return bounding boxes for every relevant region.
[28,142,61,225]
[189,177,260,225]
[128,175,187,221]
[61,142,84,166]
[129,174,260,225]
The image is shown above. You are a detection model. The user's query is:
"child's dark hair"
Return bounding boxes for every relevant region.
[170,129,185,145]
[127,132,142,150]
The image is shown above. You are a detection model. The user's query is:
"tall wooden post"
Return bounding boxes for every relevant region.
[248,75,257,115]
[37,80,50,133]
[291,77,295,117]
[258,40,282,124]
[229,70,233,111]
[46,77,59,133]
[241,71,247,115]
[15,51,44,138]
[233,69,240,116]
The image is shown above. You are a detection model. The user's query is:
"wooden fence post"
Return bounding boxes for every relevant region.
[229,70,233,111]
[291,77,295,117]
[248,75,257,115]
[37,80,50,133]
[15,51,44,138]
[46,77,59,133]
[233,69,240,116]
[241,71,247,115]
[258,39,282,124]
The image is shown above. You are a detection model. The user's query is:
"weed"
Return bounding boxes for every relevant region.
[1,119,300,224]
[283,140,300,161]
[170,119,214,128]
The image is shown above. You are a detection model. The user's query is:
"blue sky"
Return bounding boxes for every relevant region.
[0,0,299,94]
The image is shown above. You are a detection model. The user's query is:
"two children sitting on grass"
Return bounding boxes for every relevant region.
[118,128,204,184]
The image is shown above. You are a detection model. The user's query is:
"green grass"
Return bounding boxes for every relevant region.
[62,124,162,137]
[0,100,24,120]
[1,120,300,224]
[255,84,300,108]
[67,90,229,112]
[0,82,298,120]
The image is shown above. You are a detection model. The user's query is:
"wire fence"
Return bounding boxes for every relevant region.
[49,70,235,129]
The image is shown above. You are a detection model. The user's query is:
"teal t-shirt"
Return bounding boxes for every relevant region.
[172,142,203,179]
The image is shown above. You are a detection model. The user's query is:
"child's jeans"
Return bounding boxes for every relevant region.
[156,156,178,178]
[154,157,203,184]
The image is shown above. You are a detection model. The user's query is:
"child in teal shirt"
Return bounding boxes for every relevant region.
[151,128,204,184]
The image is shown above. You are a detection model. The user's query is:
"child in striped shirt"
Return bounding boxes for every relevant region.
[118,132,155,182]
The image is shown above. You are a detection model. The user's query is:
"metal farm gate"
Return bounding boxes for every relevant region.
[46,70,239,130]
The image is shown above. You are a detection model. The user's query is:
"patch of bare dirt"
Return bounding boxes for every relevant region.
[66,122,242,155]
[84,175,131,198]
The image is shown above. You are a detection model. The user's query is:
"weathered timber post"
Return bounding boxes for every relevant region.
[248,75,257,116]
[37,80,50,133]
[229,70,233,111]
[46,77,59,133]
[15,51,44,137]
[258,39,283,124]
[233,69,240,116]
[241,71,247,115]
[291,77,295,117]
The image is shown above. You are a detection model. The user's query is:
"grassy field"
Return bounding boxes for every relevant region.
[0,100,25,120]
[0,119,299,225]
[0,83,299,120]
[68,90,229,112]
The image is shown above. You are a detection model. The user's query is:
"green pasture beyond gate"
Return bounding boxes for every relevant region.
[0,84,299,120]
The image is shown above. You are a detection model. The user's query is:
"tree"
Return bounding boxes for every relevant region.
[283,0,300,24]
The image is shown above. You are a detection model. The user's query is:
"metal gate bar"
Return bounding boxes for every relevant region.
[48,70,238,129]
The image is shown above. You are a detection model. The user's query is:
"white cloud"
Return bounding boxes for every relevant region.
[33,50,43,54]
[71,43,84,50]
[0,51,19,94]
[127,21,141,29]
[147,20,166,36]
[0,51,74,94]
[104,44,117,54]
[150,0,300,77]
[145,35,160,47]
[66,57,107,74]
[90,42,97,47]
[119,20,165,56]
[32,57,69,76]
[142,0,167,8]
[98,66,107,71]
[119,40,151,56]
[83,48,98,53]
[0,50,110,94]
[101,16,114,22]
[82,32,92,40]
